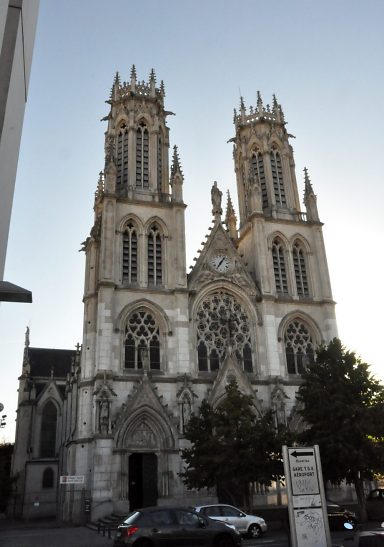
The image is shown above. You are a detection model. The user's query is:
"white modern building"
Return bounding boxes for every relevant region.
[0,0,38,301]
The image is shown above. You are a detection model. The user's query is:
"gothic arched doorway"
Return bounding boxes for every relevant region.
[129,453,158,510]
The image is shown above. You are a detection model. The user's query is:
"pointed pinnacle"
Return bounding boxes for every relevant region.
[272,94,278,109]
[226,190,235,215]
[149,68,156,82]
[257,90,263,110]
[130,64,137,80]
[304,167,313,194]
[240,96,245,111]
[171,145,183,177]
[160,80,165,96]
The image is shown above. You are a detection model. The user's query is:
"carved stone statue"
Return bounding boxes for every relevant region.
[211,181,222,217]
[99,399,109,435]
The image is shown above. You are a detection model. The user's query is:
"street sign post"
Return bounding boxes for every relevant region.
[283,445,332,547]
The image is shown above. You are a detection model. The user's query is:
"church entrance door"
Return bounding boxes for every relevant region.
[129,453,158,510]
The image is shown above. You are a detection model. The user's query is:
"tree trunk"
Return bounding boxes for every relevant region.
[354,475,367,522]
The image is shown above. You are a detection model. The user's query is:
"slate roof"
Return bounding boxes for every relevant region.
[27,348,76,378]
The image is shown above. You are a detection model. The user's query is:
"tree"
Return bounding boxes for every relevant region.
[297,338,384,520]
[180,378,291,510]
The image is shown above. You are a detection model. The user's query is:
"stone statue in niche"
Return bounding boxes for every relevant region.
[180,396,192,433]
[99,399,110,435]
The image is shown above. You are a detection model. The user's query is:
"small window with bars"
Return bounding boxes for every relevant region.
[122,221,138,284]
[293,242,309,297]
[270,150,287,208]
[272,238,288,294]
[148,224,162,286]
[136,122,149,189]
[116,123,129,189]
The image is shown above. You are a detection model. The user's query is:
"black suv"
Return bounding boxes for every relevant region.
[113,506,242,546]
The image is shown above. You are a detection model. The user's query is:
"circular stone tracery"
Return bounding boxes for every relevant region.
[196,291,253,372]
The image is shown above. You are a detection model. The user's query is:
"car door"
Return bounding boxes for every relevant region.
[220,505,247,533]
[148,509,180,546]
[174,509,208,546]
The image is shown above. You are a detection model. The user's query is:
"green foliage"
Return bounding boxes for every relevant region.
[180,378,292,507]
[297,338,384,518]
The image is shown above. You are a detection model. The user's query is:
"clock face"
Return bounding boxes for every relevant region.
[210,255,231,273]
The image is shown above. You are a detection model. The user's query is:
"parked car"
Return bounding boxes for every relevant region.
[113,506,242,546]
[366,489,384,521]
[326,500,358,530]
[194,503,267,539]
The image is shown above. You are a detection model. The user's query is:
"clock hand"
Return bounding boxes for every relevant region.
[218,257,225,267]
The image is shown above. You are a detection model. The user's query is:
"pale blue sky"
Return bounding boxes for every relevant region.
[1,0,383,441]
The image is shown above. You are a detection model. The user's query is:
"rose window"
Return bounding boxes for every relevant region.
[196,291,253,372]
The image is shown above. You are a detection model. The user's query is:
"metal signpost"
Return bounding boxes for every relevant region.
[283,445,332,547]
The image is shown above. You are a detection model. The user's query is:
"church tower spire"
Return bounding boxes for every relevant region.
[233,91,300,228]
[103,66,173,200]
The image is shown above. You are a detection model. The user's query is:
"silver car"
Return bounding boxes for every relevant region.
[195,503,267,538]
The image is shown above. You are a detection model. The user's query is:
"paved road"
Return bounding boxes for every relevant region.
[0,526,113,547]
[0,524,369,547]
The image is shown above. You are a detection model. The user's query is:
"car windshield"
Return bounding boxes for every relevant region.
[123,511,141,524]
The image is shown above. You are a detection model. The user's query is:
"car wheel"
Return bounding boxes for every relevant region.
[248,523,262,538]
[213,534,236,547]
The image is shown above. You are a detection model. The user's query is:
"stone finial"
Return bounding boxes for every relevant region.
[24,326,30,348]
[160,80,165,96]
[95,171,105,201]
[110,71,121,99]
[171,145,184,203]
[303,167,320,222]
[257,90,263,112]
[211,181,223,218]
[303,167,314,195]
[171,145,183,178]
[225,190,238,240]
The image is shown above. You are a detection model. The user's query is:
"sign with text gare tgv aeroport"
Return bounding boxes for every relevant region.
[282,445,332,547]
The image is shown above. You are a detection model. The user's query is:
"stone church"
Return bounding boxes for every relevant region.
[11,67,337,522]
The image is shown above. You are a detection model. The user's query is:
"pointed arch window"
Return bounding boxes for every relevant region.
[157,135,163,192]
[116,122,129,189]
[293,241,309,296]
[270,149,287,207]
[148,224,162,286]
[122,221,138,284]
[136,122,149,189]
[42,467,54,489]
[272,238,288,294]
[251,150,268,208]
[40,401,57,458]
[284,320,315,374]
[124,309,161,370]
[195,291,254,372]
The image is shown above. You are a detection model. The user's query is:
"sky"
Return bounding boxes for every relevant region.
[1,0,383,443]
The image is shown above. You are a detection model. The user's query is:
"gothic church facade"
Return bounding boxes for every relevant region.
[11,67,337,521]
